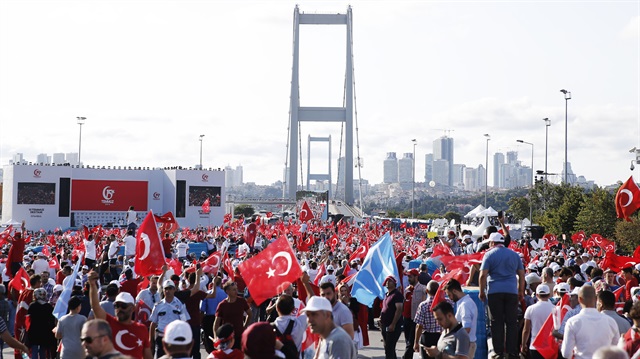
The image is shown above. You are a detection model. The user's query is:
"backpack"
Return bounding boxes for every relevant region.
[272,320,299,359]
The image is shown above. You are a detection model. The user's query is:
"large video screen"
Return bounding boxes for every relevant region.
[17,182,56,205]
[71,180,148,211]
[188,186,221,207]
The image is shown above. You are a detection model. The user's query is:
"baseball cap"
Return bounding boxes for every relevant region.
[82,265,89,270]
[300,296,333,313]
[406,269,420,277]
[383,275,397,286]
[462,234,472,241]
[425,247,433,254]
[570,287,581,296]
[536,284,550,295]
[556,282,570,294]
[326,265,334,271]
[448,230,456,236]
[163,320,193,345]
[163,280,176,289]
[488,232,504,243]
[525,273,542,285]
[527,262,538,271]
[114,292,135,305]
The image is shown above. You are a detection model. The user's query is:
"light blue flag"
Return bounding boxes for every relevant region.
[53,252,83,319]
[321,204,328,221]
[350,232,399,307]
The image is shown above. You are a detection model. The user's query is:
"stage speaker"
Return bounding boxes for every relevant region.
[59,178,70,217]
[176,180,186,218]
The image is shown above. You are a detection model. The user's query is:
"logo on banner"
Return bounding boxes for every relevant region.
[153,192,161,200]
[101,186,115,205]
[33,169,41,178]
[202,174,208,182]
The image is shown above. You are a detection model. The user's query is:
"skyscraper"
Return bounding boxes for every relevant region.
[433,159,449,186]
[452,164,466,188]
[383,152,398,183]
[493,153,505,188]
[433,136,454,186]
[398,153,413,188]
[425,153,433,183]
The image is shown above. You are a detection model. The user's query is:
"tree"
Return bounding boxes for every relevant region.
[536,184,584,235]
[574,186,617,239]
[507,196,530,221]
[443,211,461,223]
[615,214,640,254]
[234,204,254,217]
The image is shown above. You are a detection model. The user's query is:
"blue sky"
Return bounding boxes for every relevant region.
[1,0,638,187]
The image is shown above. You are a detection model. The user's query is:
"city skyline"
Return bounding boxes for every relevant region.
[1,1,637,188]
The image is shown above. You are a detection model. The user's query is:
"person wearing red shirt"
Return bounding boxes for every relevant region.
[213,281,252,350]
[176,269,210,359]
[623,266,639,302]
[119,268,140,299]
[7,221,26,277]
[87,270,152,359]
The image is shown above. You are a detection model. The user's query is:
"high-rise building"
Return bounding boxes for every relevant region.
[493,153,505,188]
[52,153,65,165]
[433,159,449,186]
[433,136,454,186]
[36,153,51,165]
[11,153,24,164]
[464,167,478,191]
[398,153,413,190]
[66,153,79,166]
[425,153,433,183]
[506,151,518,166]
[561,162,578,185]
[225,165,235,188]
[452,164,466,188]
[234,165,244,186]
[477,164,486,189]
[383,152,398,183]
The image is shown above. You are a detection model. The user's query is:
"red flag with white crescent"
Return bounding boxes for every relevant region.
[222,252,235,281]
[238,236,303,306]
[135,211,166,277]
[202,198,211,214]
[299,201,315,222]
[0,225,12,245]
[9,267,30,293]
[616,176,640,221]
[349,241,369,263]
[202,251,222,275]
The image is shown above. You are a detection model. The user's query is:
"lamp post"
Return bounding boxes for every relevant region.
[560,89,571,184]
[411,139,417,218]
[199,134,205,169]
[484,134,490,207]
[76,117,86,165]
[517,139,534,223]
[543,118,550,182]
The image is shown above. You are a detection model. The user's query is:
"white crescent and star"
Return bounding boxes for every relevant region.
[266,251,293,278]
[621,189,634,207]
[139,233,151,260]
[115,330,138,351]
[300,209,308,219]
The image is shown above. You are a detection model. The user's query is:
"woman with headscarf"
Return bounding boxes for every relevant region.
[27,288,57,358]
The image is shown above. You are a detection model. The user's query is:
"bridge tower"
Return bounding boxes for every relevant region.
[306,135,332,200]
[287,5,355,204]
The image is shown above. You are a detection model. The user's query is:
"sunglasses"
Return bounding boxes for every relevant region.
[114,302,132,309]
[81,334,106,344]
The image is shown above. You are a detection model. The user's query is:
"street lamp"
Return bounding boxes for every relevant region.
[199,134,205,169]
[543,118,550,182]
[517,139,534,223]
[560,89,571,184]
[484,134,490,207]
[76,117,86,165]
[411,139,417,219]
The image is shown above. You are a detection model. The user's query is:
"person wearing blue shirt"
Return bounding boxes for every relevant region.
[479,232,525,359]
[200,276,227,353]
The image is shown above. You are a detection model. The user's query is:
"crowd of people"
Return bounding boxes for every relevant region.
[0,210,639,359]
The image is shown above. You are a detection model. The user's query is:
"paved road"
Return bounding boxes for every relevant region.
[2,327,399,359]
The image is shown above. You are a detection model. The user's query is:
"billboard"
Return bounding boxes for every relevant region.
[71,180,148,211]
[17,182,56,205]
[188,186,221,207]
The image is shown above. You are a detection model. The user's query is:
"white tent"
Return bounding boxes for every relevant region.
[472,215,491,237]
[464,204,486,218]
[476,206,498,217]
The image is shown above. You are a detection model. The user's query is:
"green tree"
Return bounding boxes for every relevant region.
[507,196,530,221]
[536,184,584,235]
[234,204,255,217]
[443,211,461,223]
[615,214,640,253]
[574,186,617,238]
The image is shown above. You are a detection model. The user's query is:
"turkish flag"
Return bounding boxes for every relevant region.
[349,242,369,263]
[0,225,12,245]
[328,235,339,251]
[154,211,179,237]
[137,299,152,326]
[238,236,303,306]
[313,263,326,286]
[202,251,222,275]
[41,245,50,257]
[571,230,586,244]
[222,252,235,281]
[224,213,232,223]
[616,176,640,221]
[299,201,314,222]
[266,212,273,218]
[245,223,257,247]
[135,211,166,277]
[48,257,60,270]
[168,258,183,276]
[202,198,211,214]
[9,267,30,293]
[600,252,637,272]
[431,243,454,258]
[430,269,463,310]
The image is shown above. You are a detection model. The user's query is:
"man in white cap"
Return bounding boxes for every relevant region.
[521,284,555,358]
[32,252,50,275]
[302,296,357,359]
[479,232,525,359]
[150,279,190,358]
[88,270,152,359]
[159,320,193,359]
[319,265,336,286]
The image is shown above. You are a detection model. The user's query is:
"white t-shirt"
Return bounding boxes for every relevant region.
[319,274,336,286]
[455,294,478,342]
[123,235,136,256]
[84,240,96,260]
[32,258,50,275]
[108,241,119,259]
[126,210,137,224]
[176,242,189,257]
[524,300,555,350]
